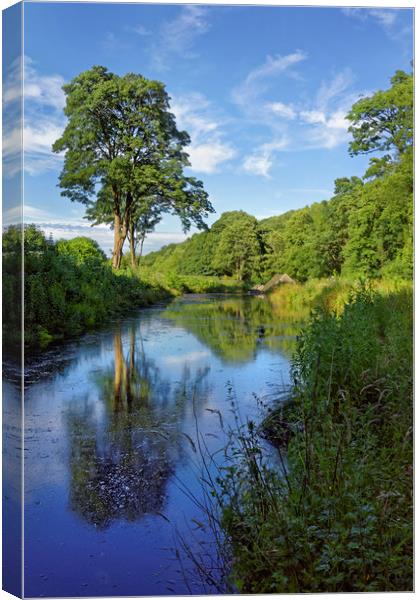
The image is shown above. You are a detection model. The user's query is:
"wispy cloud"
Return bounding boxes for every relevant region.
[3,57,66,178]
[171,92,236,174]
[24,56,65,111]
[102,31,131,53]
[297,69,361,150]
[242,137,288,178]
[263,68,360,158]
[13,57,66,176]
[232,51,308,176]
[342,7,412,45]
[266,101,297,120]
[152,5,210,69]
[232,50,307,108]
[3,54,64,112]
[342,7,397,29]
[128,24,151,36]
[3,56,23,178]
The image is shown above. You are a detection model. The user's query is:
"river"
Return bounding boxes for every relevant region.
[3,294,298,596]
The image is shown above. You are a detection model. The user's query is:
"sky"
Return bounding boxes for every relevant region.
[3,2,414,255]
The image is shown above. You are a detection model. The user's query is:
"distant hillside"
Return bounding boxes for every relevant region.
[141,150,412,284]
[142,70,413,284]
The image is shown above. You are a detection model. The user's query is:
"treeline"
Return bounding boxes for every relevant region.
[2,226,170,352]
[142,70,413,283]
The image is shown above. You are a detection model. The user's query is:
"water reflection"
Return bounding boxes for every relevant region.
[67,325,211,528]
[23,295,296,597]
[163,295,301,362]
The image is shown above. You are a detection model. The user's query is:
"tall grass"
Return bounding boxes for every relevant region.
[217,283,413,592]
[129,265,245,295]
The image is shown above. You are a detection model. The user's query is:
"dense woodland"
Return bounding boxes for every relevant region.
[142,70,413,283]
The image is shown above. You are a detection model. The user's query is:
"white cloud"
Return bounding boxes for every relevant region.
[244,51,307,87]
[342,8,403,37]
[130,24,151,36]
[188,142,236,174]
[231,50,308,167]
[153,6,210,69]
[368,9,397,29]
[315,68,354,111]
[3,205,22,227]
[300,110,326,125]
[252,68,359,154]
[267,102,296,120]
[3,126,22,178]
[232,50,307,108]
[242,138,289,178]
[295,70,360,150]
[24,121,65,175]
[3,56,23,106]
[3,56,67,178]
[5,57,66,177]
[243,154,272,178]
[171,92,236,174]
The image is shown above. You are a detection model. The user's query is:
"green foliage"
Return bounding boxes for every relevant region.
[2,225,171,351]
[347,70,413,157]
[212,214,261,281]
[55,236,106,264]
[53,65,213,268]
[217,283,413,592]
[141,69,413,284]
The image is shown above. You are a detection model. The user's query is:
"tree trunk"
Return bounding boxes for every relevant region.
[129,223,137,268]
[112,212,125,269]
[138,235,145,261]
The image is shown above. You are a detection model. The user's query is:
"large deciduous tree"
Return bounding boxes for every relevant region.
[53,66,213,269]
[347,70,413,159]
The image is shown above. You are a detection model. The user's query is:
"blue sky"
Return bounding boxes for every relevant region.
[4,2,413,255]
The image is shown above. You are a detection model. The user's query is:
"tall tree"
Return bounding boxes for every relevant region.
[347,70,413,159]
[53,66,212,269]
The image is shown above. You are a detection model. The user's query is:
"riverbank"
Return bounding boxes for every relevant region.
[217,279,413,592]
[3,227,245,353]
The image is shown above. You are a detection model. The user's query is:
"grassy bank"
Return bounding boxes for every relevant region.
[135,265,245,295]
[217,281,413,592]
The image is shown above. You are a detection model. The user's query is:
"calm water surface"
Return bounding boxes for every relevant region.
[4,294,297,597]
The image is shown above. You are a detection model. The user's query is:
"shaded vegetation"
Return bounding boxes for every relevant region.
[2,226,171,352]
[215,283,413,592]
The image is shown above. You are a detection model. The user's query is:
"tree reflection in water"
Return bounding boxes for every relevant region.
[164,295,301,362]
[66,324,211,529]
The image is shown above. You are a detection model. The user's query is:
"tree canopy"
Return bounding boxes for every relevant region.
[53,66,213,268]
[347,70,413,158]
